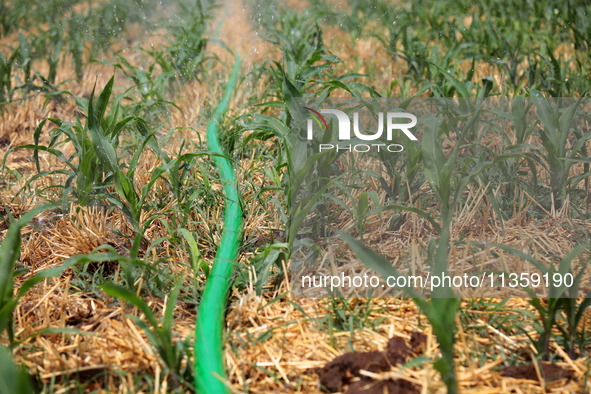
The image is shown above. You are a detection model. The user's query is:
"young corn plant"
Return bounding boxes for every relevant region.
[101,281,194,389]
[414,115,487,392]
[478,242,591,359]
[0,1,22,37]
[528,44,578,96]
[388,25,431,81]
[20,77,157,226]
[243,10,374,285]
[87,0,149,56]
[481,98,540,220]
[344,111,501,393]
[341,232,459,393]
[0,50,16,108]
[557,295,591,359]
[106,53,176,119]
[529,92,590,211]
[66,13,87,80]
[17,77,182,289]
[160,0,211,84]
[11,33,60,97]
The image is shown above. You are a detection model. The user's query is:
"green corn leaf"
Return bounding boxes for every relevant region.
[179,228,203,274]
[0,204,52,304]
[356,192,369,219]
[86,81,119,173]
[531,90,560,152]
[95,76,114,122]
[421,115,445,200]
[339,232,421,298]
[0,346,32,394]
[162,281,181,331]
[254,248,282,295]
[101,283,159,330]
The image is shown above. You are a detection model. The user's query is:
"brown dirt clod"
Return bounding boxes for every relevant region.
[409,332,427,355]
[500,363,572,382]
[317,335,420,392]
[0,134,10,147]
[347,377,420,394]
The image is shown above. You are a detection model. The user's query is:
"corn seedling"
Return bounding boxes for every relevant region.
[341,108,506,393]
[102,281,195,388]
[160,0,211,84]
[478,241,591,359]
[528,92,590,210]
[0,50,16,107]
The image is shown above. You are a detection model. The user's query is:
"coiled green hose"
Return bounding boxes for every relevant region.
[194,56,242,394]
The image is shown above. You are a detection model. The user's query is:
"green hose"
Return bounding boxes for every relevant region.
[194,56,242,394]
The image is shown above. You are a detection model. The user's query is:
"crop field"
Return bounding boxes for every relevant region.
[1,0,591,393]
